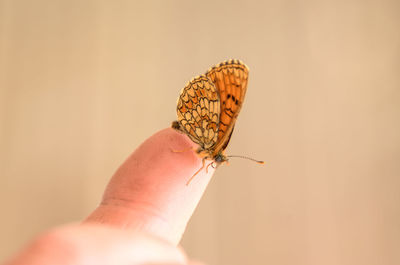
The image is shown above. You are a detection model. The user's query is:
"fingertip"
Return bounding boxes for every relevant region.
[86,128,215,244]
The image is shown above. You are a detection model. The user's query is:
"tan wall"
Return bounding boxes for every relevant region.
[1,1,399,264]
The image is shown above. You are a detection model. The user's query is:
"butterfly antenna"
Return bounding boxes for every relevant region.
[227,155,265,164]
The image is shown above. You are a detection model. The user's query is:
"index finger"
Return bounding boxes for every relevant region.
[85,128,215,245]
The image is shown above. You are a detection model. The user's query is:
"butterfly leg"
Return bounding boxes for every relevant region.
[205,161,215,173]
[186,158,206,185]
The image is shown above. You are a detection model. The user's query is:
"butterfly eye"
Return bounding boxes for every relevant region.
[214,155,222,163]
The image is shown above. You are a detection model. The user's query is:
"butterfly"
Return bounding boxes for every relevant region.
[172,59,263,184]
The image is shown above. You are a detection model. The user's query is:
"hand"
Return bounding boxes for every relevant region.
[4,128,213,265]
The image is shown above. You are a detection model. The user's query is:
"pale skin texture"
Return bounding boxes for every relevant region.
[4,128,213,265]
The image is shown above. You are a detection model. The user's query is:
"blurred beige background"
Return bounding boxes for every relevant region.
[1,0,400,264]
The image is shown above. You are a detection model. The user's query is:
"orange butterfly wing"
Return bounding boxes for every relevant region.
[205,59,249,154]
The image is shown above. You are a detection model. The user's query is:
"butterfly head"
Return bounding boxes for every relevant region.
[196,148,228,166]
[214,152,228,164]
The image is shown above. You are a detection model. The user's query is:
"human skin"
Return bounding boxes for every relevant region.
[4,128,214,265]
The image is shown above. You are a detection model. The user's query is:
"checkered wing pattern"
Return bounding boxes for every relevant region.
[175,75,221,150]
